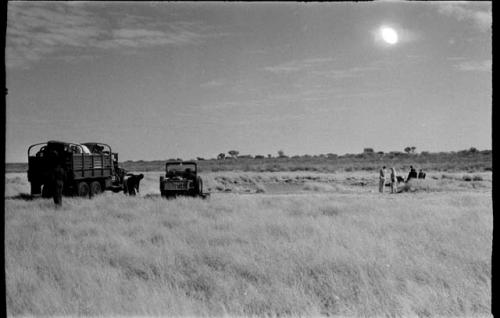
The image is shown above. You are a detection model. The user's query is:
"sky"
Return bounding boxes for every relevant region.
[6,1,492,162]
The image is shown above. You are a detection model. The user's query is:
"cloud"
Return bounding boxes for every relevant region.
[311,65,381,80]
[262,57,335,74]
[454,59,491,72]
[6,2,227,69]
[436,2,491,32]
[200,80,226,88]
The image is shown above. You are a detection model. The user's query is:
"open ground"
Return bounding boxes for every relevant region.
[4,169,492,317]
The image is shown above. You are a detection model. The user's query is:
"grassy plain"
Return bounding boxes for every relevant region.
[5,170,492,317]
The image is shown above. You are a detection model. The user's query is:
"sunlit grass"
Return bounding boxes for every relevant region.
[5,172,492,316]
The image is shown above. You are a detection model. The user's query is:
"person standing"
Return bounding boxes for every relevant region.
[379,166,386,193]
[418,169,426,179]
[407,165,417,182]
[52,164,66,206]
[390,167,398,193]
[47,150,66,207]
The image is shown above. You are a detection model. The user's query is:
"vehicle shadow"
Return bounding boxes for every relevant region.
[5,193,36,201]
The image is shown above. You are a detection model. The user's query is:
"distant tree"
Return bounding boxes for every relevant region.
[267,154,272,158]
[277,150,286,158]
[196,157,205,161]
[469,147,478,153]
[255,155,265,159]
[420,151,430,156]
[404,146,416,154]
[326,153,338,158]
[363,148,374,154]
[217,153,226,160]
[228,150,239,159]
[377,151,384,155]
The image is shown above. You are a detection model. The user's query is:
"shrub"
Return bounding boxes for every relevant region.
[462,175,472,182]
[472,175,483,181]
[399,179,442,192]
[255,183,266,193]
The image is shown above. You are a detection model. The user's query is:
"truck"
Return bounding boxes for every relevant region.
[28,140,127,197]
[159,161,208,198]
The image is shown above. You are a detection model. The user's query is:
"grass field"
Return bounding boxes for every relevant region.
[5,170,492,316]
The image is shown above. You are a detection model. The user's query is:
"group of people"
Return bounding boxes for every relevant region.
[378,165,426,193]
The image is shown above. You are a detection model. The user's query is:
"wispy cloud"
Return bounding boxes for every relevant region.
[263,56,391,80]
[311,65,381,80]
[200,79,226,88]
[436,2,491,32]
[6,3,227,69]
[454,59,491,72]
[262,57,335,74]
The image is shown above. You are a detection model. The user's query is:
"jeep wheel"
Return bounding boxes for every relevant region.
[160,176,165,194]
[90,181,102,197]
[77,181,90,197]
[195,177,203,196]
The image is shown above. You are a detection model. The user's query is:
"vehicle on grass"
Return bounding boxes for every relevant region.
[159,161,208,198]
[28,141,127,197]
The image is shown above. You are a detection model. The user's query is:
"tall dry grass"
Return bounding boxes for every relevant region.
[5,171,492,317]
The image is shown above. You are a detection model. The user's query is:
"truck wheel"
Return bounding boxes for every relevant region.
[77,181,90,197]
[196,177,203,196]
[31,183,41,196]
[41,184,52,198]
[90,181,102,196]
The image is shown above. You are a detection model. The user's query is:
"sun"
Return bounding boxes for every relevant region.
[380,26,399,45]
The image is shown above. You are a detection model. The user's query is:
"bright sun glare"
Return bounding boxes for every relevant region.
[380,26,399,45]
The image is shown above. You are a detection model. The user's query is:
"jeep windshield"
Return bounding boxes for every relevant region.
[166,163,196,174]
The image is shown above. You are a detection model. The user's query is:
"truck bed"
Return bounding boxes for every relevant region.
[72,154,113,179]
[28,153,114,181]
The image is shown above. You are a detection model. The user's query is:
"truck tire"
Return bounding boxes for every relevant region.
[41,184,52,198]
[31,183,41,196]
[77,181,90,197]
[90,181,102,197]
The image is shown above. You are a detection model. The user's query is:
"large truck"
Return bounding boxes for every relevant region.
[28,140,127,197]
